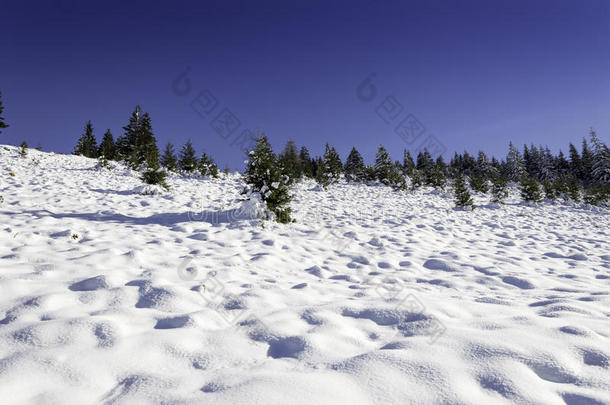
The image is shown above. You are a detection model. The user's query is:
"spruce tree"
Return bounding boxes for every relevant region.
[244,135,293,223]
[160,142,178,172]
[589,129,610,185]
[416,149,435,183]
[178,140,198,172]
[519,176,543,203]
[490,176,508,204]
[278,139,301,181]
[299,147,314,178]
[98,129,116,160]
[133,112,159,169]
[318,143,342,187]
[74,121,98,158]
[470,174,489,194]
[402,149,415,176]
[505,142,525,180]
[0,90,8,135]
[374,145,394,184]
[566,176,582,202]
[198,151,219,177]
[344,147,365,182]
[116,106,141,163]
[453,173,474,209]
[427,156,447,190]
[581,138,595,185]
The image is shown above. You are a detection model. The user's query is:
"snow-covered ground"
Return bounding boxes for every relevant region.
[1,145,609,405]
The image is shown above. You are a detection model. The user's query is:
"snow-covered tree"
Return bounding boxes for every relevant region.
[589,129,610,185]
[178,140,198,172]
[318,143,342,187]
[453,173,474,209]
[374,145,393,183]
[344,147,365,182]
[244,135,293,223]
[197,150,218,177]
[581,138,595,185]
[519,176,542,203]
[0,90,8,135]
[160,142,178,172]
[402,149,415,176]
[504,142,525,180]
[490,176,508,204]
[74,121,98,158]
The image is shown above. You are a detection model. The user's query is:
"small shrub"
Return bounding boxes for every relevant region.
[19,141,28,158]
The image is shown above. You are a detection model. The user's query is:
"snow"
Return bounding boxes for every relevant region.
[1,144,610,404]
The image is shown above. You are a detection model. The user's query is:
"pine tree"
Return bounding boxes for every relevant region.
[505,142,525,180]
[74,121,98,158]
[197,151,218,177]
[566,176,581,202]
[244,135,293,223]
[133,112,159,169]
[344,147,365,182]
[568,143,582,181]
[410,168,424,190]
[116,106,141,163]
[519,176,542,203]
[98,129,116,160]
[374,145,394,183]
[589,129,610,185]
[19,141,28,158]
[470,174,489,194]
[0,90,8,135]
[490,176,508,204]
[178,140,198,172]
[453,173,474,209]
[318,143,342,187]
[160,142,178,172]
[581,138,595,185]
[278,139,301,181]
[475,151,493,178]
[416,149,435,183]
[299,147,314,178]
[428,156,447,189]
[402,149,415,176]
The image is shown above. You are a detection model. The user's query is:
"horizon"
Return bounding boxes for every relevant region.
[2,0,609,170]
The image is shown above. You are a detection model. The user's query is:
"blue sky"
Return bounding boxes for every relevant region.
[2,0,609,170]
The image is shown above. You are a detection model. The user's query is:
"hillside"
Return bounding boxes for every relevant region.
[1,145,609,404]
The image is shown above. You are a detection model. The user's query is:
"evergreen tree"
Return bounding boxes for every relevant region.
[133,112,159,169]
[589,129,610,185]
[470,174,489,194]
[178,140,198,172]
[244,135,293,223]
[115,106,141,162]
[402,149,415,176]
[160,142,178,172]
[318,143,342,187]
[490,176,508,204]
[74,121,98,158]
[344,147,365,182]
[278,139,302,180]
[416,149,435,183]
[299,147,314,178]
[428,156,447,189]
[198,151,219,177]
[519,176,543,203]
[581,138,595,185]
[505,142,525,180]
[410,168,424,190]
[453,173,474,209]
[98,129,116,160]
[0,90,8,135]
[374,145,394,183]
[19,141,27,158]
[568,143,582,181]
[554,150,570,180]
[566,176,582,202]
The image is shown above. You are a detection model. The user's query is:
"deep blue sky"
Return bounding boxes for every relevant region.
[2,0,609,170]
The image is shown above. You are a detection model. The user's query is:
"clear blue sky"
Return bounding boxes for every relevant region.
[2,0,609,170]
